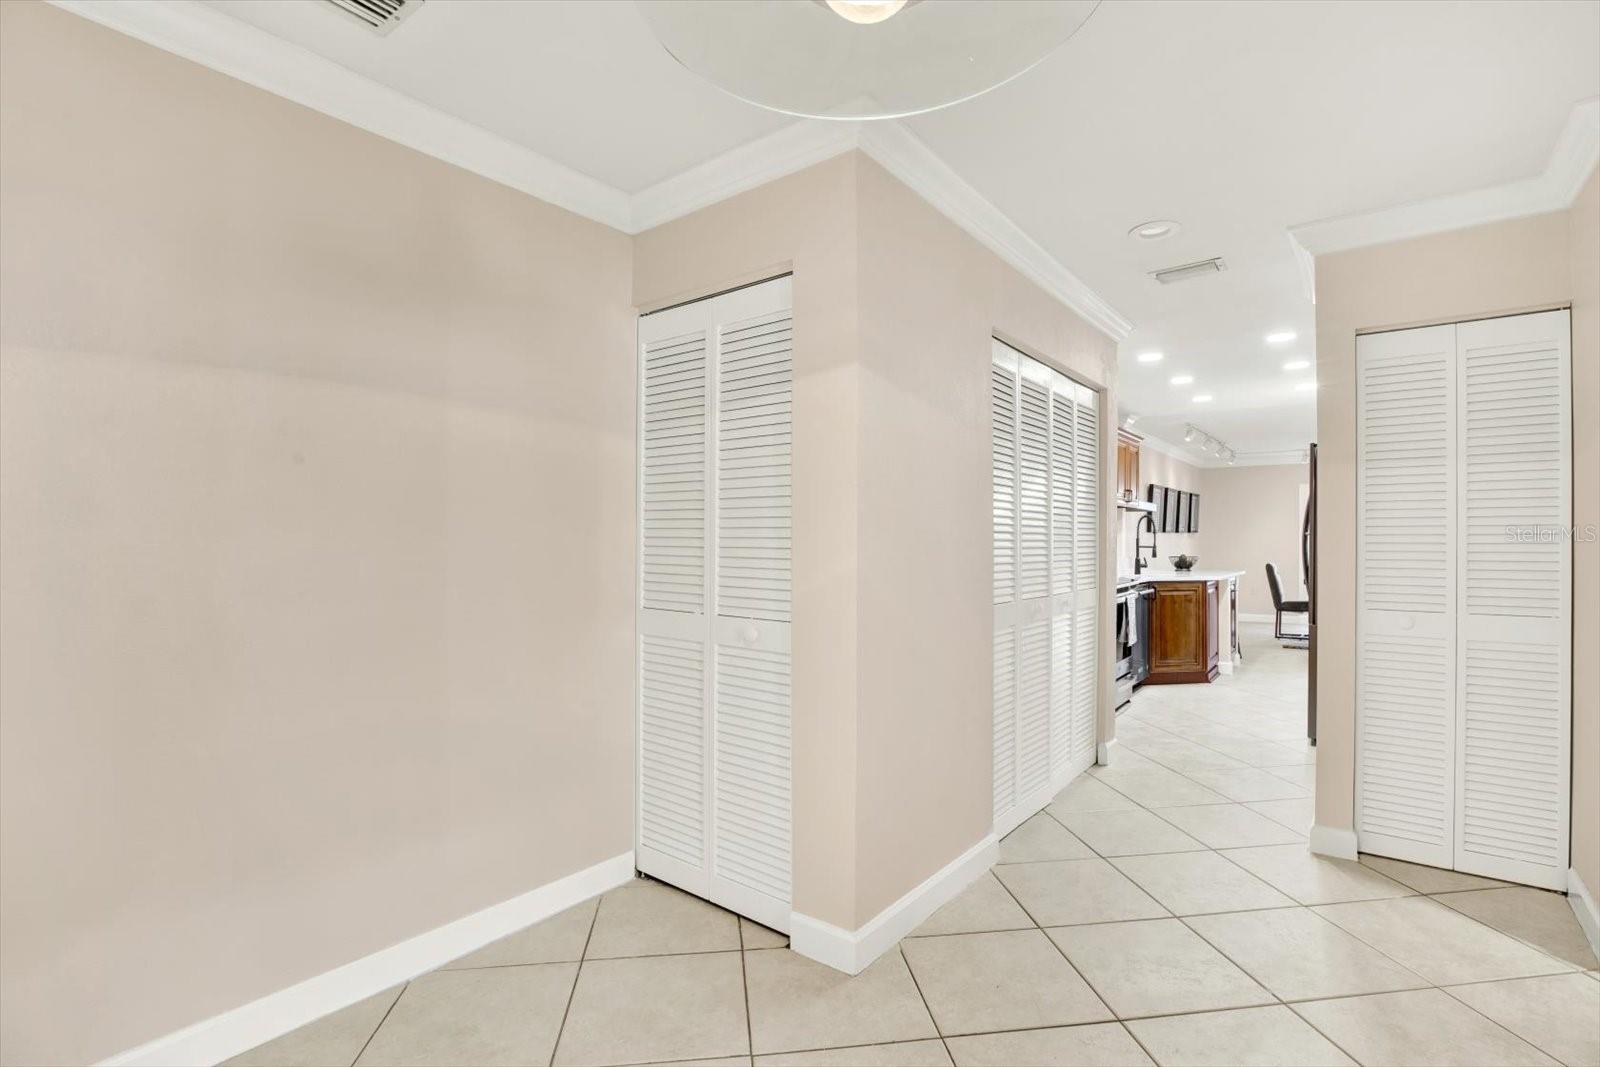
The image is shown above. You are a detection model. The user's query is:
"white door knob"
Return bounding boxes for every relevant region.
[1398,615,1414,631]
[743,624,760,644]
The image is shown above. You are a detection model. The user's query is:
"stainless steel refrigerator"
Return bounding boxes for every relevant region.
[1304,442,1317,745]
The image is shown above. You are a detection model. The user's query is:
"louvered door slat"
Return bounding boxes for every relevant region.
[1453,311,1570,890]
[718,311,792,623]
[1356,311,1571,891]
[642,329,707,615]
[993,362,1017,607]
[1018,377,1051,601]
[638,276,792,934]
[1049,385,1075,778]
[715,646,791,900]
[640,636,705,867]
[1356,324,1455,869]
[1070,385,1098,767]
[1017,619,1052,799]
[993,627,1016,820]
[992,340,1098,834]
[1357,635,1453,852]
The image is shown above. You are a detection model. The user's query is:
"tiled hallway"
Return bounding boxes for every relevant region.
[232,626,1600,1067]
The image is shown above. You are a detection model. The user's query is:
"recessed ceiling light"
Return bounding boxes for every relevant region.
[1169,374,1194,386]
[1193,394,1213,403]
[1283,360,1311,371]
[1136,351,1164,363]
[1266,331,1297,345]
[1129,220,1181,241]
[1295,381,1318,392]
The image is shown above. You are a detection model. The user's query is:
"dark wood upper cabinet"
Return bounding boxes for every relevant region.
[1116,428,1141,502]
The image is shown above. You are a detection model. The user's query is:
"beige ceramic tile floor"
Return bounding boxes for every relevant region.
[229,626,1599,1066]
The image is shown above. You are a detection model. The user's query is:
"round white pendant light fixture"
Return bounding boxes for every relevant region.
[635,0,1101,121]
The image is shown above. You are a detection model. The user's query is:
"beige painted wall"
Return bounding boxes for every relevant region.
[853,156,1118,923]
[0,6,635,1064]
[1312,186,1596,903]
[1198,463,1309,617]
[1118,445,1203,575]
[634,154,1118,928]
[1569,171,1599,901]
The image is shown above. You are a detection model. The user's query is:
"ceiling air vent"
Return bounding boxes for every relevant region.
[1150,257,1228,285]
[323,0,422,35]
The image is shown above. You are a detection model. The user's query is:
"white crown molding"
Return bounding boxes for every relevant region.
[1136,430,1211,468]
[99,851,635,1067]
[857,122,1134,341]
[1135,430,1304,469]
[629,119,859,232]
[48,0,1131,341]
[1287,96,1600,299]
[46,0,634,231]
[1230,451,1309,468]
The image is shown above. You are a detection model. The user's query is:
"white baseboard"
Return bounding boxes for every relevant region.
[791,834,998,975]
[100,851,636,1067]
[1568,867,1600,961]
[1097,738,1117,766]
[1308,824,1359,861]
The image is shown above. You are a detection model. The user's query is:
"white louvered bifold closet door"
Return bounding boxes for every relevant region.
[992,339,1099,839]
[1068,382,1099,773]
[1453,310,1570,890]
[1356,324,1458,870]
[1356,311,1571,891]
[1048,385,1076,781]
[637,276,793,932]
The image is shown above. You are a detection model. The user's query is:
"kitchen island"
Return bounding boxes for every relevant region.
[1134,570,1244,683]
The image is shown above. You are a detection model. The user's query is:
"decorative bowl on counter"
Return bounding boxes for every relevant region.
[1169,555,1199,571]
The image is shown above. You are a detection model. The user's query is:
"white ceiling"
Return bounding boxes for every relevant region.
[202,0,793,191]
[200,0,1600,458]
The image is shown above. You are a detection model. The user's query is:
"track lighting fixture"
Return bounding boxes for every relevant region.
[1181,423,1234,465]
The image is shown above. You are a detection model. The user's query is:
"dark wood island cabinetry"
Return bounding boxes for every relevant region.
[1145,579,1221,684]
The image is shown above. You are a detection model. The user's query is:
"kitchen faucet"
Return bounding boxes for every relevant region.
[1133,512,1157,574]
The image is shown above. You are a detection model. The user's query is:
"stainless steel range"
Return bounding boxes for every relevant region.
[1114,577,1153,710]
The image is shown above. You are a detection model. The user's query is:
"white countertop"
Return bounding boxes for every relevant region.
[1124,570,1245,583]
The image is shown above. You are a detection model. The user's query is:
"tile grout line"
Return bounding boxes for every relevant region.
[1432,978,1590,1063]
[1423,889,1598,971]
[987,858,1122,1031]
[736,919,755,1064]
[1302,892,1588,1061]
[1136,671,1578,1064]
[1278,999,1368,1066]
[347,981,407,1067]
[1168,698,1585,1065]
[546,891,603,1067]
[1120,641,1377,1067]
[894,942,956,1064]
[452,946,746,970]
[1083,698,1409,1066]
[1030,657,1583,1062]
